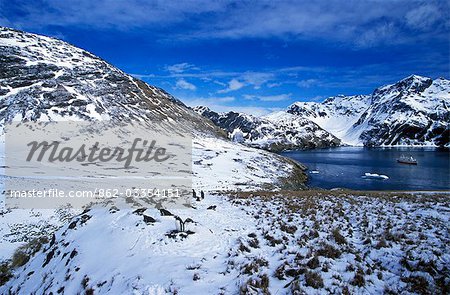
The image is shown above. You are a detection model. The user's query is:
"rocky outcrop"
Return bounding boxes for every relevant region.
[193,106,341,152]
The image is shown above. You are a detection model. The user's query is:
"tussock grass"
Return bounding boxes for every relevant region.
[225,189,449,294]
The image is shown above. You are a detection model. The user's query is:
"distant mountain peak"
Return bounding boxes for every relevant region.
[286,75,449,147]
[193,105,341,151]
[373,74,433,98]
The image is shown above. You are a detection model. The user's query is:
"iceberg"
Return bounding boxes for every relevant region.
[362,173,389,180]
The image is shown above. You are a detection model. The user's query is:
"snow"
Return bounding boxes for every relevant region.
[1,192,448,294]
[230,128,244,143]
[1,195,258,294]
[287,95,371,146]
[0,206,76,261]
[192,136,297,190]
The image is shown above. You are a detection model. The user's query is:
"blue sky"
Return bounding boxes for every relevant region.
[1,0,449,115]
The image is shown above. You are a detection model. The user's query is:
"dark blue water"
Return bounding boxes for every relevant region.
[282,147,450,191]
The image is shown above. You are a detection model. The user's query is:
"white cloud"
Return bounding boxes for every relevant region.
[267,82,282,88]
[297,79,317,88]
[405,5,442,30]
[201,104,281,117]
[223,106,282,117]
[184,96,235,106]
[243,93,292,102]
[166,63,198,73]
[182,1,447,47]
[228,79,245,91]
[175,79,196,90]
[182,96,279,117]
[309,95,325,102]
[218,79,245,93]
[216,72,274,93]
[355,22,398,48]
[4,0,446,48]
[241,72,274,89]
[1,0,224,31]
[212,80,227,87]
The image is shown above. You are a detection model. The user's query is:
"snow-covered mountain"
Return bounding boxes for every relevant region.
[1,27,449,295]
[0,27,208,130]
[0,26,313,294]
[0,26,306,191]
[289,75,449,146]
[195,75,449,149]
[193,106,341,152]
[288,95,372,145]
[196,75,448,148]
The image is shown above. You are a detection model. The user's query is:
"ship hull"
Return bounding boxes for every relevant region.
[397,160,417,165]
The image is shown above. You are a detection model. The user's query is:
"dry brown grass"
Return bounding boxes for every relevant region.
[332,228,347,245]
[305,270,324,289]
[224,189,450,204]
[222,188,449,294]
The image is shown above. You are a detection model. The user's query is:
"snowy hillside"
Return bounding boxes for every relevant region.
[0,26,306,191]
[1,191,448,294]
[289,75,449,146]
[193,106,340,152]
[0,27,208,130]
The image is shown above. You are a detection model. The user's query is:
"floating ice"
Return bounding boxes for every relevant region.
[362,172,389,180]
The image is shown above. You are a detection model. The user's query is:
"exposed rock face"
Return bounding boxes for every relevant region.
[193,106,341,152]
[357,75,449,147]
[288,75,449,147]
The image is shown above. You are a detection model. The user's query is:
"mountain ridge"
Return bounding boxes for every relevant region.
[196,75,449,148]
[193,106,341,152]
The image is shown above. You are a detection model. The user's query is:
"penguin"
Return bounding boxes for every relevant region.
[160,208,173,216]
[143,215,156,224]
[174,216,195,232]
[200,190,205,200]
[193,189,201,202]
[133,208,146,215]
